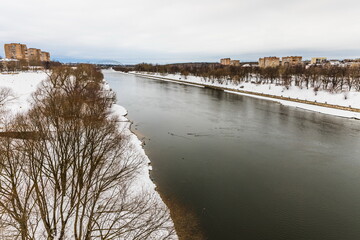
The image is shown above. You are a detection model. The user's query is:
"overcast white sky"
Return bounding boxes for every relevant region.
[1,0,360,63]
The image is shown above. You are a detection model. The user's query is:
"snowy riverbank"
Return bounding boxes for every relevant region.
[0,71,177,239]
[132,71,360,119]
[103,82,177,234]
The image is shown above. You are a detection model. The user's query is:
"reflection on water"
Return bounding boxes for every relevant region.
[105,71,360,240]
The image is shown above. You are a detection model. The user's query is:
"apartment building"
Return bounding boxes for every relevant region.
[311,57,327,64]
[220,58,241,66]
[27,48,42,62]
[230,60,240,66]
[40,51,50,62]
[3,43,51,62]
[220,58,231,65]
[4,43,28,60]
[259,57,280,68]
[282,56,302,66]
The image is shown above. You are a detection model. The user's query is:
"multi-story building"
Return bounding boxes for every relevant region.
[259,58,265,68]
[4,43,51,63]
[220,58,231,65]
[282,56,303,66]
[27,48,42,62]
[4,43,28,60]
[230,60,240,66]
[220,58,241,66]
[40,51,50,62]
[259,57,280,68]
[311,57,327,65]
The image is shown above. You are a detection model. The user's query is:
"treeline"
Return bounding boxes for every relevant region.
[0,64,176,239]
[0,60,62,72]
[126,63,360,92]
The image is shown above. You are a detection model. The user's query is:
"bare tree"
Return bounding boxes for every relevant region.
[0,65,176,239]
[0,88,13,106]
[0,88,14,121]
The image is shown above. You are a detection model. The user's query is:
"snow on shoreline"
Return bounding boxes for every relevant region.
[106,79,176,238]
[110,102,163,203]
[133,72,360,120]
[104,77,161,194]
[110,102,174,210]
[0,71,177,238]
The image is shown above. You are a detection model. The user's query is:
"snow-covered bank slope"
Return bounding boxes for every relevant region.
[0,72,177,239]
[133,72,360,119]
[109,103,177,239]
[104,81,177,238]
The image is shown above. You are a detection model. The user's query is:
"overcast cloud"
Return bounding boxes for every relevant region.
[1,0,360,63]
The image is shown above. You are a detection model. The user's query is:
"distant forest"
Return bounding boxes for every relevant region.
[114,63,360,92]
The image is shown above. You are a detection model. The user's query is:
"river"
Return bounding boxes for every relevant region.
[104,70,360,240]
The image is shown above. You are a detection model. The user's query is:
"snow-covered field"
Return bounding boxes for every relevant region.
[0,71,177,239]
[134,72,360,119]
[0,72,48,118]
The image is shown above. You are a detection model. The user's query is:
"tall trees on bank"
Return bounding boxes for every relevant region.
[127,63,360,93]
[0,65,176,239]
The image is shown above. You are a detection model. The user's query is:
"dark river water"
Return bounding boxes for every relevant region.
[104,70,360,240]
